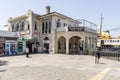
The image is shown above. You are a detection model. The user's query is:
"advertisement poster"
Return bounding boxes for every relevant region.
[5,40,17,55]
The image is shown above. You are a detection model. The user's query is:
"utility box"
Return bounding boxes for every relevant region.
[17,39,26,54]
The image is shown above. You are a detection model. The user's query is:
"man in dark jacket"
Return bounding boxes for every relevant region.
[95,49,101,64]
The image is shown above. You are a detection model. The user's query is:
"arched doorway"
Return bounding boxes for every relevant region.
[58,36,66,53]
[44,37,49,53]
[69,36,81,54]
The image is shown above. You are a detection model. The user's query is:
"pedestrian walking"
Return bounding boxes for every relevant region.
[25,47,29,58]
[95,48,101,64]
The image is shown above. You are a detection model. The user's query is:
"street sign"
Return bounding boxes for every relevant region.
[19,37,27,41]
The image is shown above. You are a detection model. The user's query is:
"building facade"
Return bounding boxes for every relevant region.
[7,6,97,54]
[0,30,19,55]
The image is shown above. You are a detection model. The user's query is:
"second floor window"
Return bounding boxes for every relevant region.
[28,24,30,30]
[12,24,14,32]
[42,22,44,34]
[16,23,19,31]
[21,22,25,30]
[57,19,61,28]
[35,24,37,30]
[49,21,51,33]
[64,23,67,27]
[57,21,61,28]
[45,22,48,33]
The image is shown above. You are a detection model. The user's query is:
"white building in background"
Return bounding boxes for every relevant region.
[7,6,97,54]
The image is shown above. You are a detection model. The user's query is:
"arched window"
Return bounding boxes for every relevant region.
[57,19,61,28]
[22,22,25,30]
[35,22,37,30]
[16,23,19,31]
[42,22,44,34]
[12,24,14,32]
[28,24,30,30]
[49,21,51,33]
[34,22,37,30]
[64,23,67,27]
[45,22,48,33]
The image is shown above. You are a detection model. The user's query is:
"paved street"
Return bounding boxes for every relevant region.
[0,54,120,80]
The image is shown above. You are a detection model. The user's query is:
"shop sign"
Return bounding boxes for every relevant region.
[68,27,84,31]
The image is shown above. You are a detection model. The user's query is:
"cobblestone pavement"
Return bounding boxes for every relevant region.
[0,54,120,80]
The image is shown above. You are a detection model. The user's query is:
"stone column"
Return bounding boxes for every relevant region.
[50,16,56,54]
[66,38,69,54]
[44,22,46,34]
[28,10,33,39]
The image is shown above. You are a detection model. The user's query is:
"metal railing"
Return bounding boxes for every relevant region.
[100,51,120,61]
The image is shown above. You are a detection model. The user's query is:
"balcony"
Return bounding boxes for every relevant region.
[56,26,97,34]
[56,26,68,32]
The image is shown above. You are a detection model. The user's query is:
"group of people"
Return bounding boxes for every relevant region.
[25,46,38,58]
[25,46,101,63]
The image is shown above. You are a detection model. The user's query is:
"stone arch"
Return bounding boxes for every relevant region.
[69,33,82,40]
[57,36,66,53]
[69,36,81,54]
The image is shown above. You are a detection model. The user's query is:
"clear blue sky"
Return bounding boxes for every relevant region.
[0,0,120,37]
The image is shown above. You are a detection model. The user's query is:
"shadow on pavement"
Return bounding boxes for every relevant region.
[99,63,106,65]
[0,60,8,66]
[0,69,6,72]
[26,57,32,58]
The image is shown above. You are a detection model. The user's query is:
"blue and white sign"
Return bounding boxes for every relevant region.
[0,30,20,37]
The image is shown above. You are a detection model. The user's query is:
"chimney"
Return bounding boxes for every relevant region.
[46,5,51,14]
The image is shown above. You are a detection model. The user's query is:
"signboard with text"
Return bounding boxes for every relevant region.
[68,27,84,31]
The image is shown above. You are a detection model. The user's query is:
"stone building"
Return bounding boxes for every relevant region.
[7,6,97,54]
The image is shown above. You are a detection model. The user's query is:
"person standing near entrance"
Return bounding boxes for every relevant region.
[25,47,29,58]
